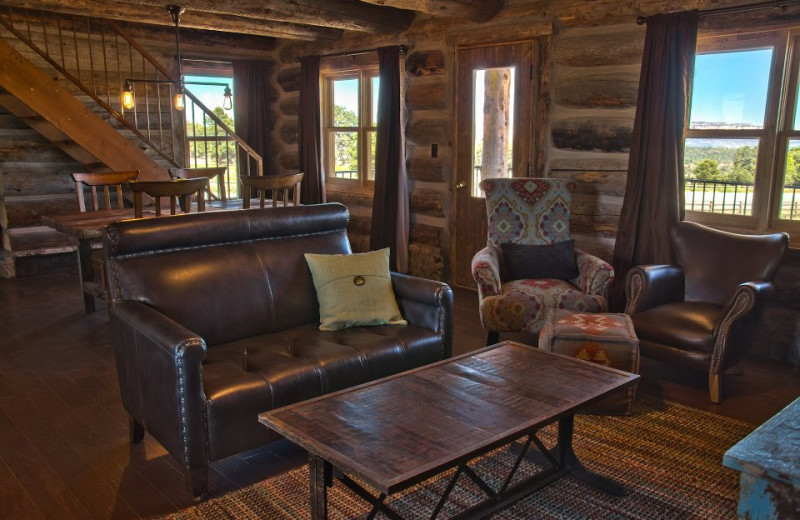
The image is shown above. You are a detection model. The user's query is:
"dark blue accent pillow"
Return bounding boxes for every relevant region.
[501,240,579,280]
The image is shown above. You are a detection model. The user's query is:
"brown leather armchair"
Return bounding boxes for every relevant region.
[625,221,789,403]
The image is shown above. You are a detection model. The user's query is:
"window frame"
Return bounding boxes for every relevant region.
[686,29,800,242]
[321,66,380,194]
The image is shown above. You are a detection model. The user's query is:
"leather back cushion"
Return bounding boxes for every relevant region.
[672,221,788,305]
[105,204,351,345]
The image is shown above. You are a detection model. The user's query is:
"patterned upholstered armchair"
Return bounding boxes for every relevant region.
[471,178,614,344]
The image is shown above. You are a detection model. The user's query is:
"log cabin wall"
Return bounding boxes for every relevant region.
[267,2,798,365]
[269,8,645,279]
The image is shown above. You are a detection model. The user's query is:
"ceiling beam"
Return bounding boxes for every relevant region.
[354,0,503,22]
[0,0,345,40]
[146,0,416,33]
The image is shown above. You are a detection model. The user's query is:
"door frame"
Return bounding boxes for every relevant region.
[450,38,550,289]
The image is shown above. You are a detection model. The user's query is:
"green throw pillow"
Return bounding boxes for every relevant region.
[304,248,407,331]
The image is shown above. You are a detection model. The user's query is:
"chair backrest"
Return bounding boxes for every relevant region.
[168,166,228,201]
[71,171,139,212]
[672,221,789,305]
[129,178,210,218]
[479,177,576,247]
[240,172,304,209]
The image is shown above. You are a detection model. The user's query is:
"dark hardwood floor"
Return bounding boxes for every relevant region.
[1,269,798,518]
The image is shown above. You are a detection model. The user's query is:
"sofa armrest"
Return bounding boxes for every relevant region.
[624,265,685,314]
[391,272,454,359]
[471,245,502,298]
[710,281,774,374]
[572,249,614,297]
[110,301,208,479]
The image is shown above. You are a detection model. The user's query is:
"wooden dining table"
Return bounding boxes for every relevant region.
[42,208,155,313]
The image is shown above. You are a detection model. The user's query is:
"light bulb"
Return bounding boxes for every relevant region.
[122,81,135,110]
[223,85,232,110]
[174,91,185,111]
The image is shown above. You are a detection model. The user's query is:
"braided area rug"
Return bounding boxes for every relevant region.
[163,394,752,520]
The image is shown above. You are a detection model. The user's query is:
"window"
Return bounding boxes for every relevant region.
[322,68,379,191]
[685,30,800,238]
[183,72,238,198]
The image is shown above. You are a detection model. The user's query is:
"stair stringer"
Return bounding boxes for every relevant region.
[0,37,168,181]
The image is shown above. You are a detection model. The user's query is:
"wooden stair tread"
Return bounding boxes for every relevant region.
[6,226,77,257]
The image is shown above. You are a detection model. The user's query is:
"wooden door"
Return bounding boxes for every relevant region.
[452,41,536,288]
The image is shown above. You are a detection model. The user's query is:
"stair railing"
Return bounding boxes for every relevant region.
[0,6,262,197]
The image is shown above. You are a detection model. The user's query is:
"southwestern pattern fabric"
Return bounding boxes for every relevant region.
[480,177,575,247]
[473,178,614,336]
[539,310,640,415]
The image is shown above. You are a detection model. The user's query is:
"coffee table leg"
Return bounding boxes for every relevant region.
[558,416,626,496]
[309,454,332,520]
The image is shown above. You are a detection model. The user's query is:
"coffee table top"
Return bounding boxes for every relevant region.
[259,340,639,494]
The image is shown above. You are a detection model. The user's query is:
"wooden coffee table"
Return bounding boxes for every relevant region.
[259,340,640,520]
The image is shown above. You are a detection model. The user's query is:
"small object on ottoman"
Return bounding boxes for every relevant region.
[539,310,640,415]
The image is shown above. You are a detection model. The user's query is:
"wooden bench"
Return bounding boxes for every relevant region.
[2,226,77,278]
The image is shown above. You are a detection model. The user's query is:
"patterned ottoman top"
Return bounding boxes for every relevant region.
[552,311,637,340]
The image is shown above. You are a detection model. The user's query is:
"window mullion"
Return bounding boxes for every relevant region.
[760,30,791,229]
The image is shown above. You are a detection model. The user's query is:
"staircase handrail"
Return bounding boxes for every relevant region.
[0,9,180,167]
[0,6,264,181]
[183,89,264,176]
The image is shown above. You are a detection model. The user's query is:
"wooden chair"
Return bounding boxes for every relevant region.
[168,166,228,202]
[239,172,304,209]
[130,178,210,218]
[71,171,139,211]
[70,170,139,310]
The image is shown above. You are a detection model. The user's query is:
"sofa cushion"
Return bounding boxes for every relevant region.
[203,322,440,460]
[305,248,407,331]
[631,301,720,354]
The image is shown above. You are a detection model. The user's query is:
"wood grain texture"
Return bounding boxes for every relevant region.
[260,341,638,494]
[0,272,798,517]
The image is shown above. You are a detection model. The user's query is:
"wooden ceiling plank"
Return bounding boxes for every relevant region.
[129,0,416,33]
[0,0,413,37]
[355,0,503,22]
[0,0,344,40]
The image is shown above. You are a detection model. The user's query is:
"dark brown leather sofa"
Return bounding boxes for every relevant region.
[625,221,788,403]
[103,203,454,498]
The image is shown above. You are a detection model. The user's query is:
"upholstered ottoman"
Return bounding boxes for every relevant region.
[539,310,639,415]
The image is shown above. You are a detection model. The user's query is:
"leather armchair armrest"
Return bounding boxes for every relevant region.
[391,272,454,359]
[624,265,685,314]
[472,245,502,298]
[710,281,774,373]
[110,301,208,475]
[572,249,614,297]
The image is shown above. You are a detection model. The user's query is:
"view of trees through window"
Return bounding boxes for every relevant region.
[471,67,515,197]
[684,45,800,221]
[325,72,378,188]
[183,75,237,198]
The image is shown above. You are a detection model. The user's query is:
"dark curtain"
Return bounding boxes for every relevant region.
[370,46,409,272]
[232,60,272,177]
[609,11,698,310]
[299,56,325,204]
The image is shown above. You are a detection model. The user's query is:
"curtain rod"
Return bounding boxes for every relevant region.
[183,58,273,67]
[636,0,800,24]
[295,44,407,62]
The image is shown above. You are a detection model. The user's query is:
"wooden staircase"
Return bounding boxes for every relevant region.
[0,37,168,180]
[0,6,262,277]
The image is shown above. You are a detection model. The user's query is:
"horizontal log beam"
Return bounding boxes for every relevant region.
[0,0,344,40]
[0,0,414,40]
[355,0,502,22]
